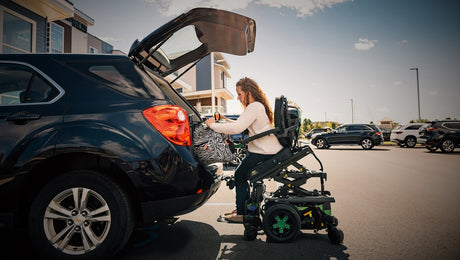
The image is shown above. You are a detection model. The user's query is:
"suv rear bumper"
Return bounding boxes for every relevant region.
[140,177,221,222]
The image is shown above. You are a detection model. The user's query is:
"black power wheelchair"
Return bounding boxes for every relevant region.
[222,96,344,244]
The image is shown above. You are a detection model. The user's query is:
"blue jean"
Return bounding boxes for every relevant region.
[234,152,274,215]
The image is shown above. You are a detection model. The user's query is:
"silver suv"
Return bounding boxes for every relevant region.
[390,123,428,148]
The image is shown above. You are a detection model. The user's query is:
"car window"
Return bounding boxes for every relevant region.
[443,122,460,130]
[67,60,166,100]
[158,25,202,61]
[336,126,346,132]
[351,125,372,131]
[0,63,60,105]
[406,124,422,130]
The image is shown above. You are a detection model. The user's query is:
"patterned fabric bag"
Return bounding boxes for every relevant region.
[193,123,236,165]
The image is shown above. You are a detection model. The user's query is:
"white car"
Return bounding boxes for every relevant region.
[390,123,428,148]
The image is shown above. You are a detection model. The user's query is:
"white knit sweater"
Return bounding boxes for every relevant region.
[209,101,283,155]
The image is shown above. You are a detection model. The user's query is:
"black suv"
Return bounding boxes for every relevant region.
[0,8,255,260]
[419,120,460,153]
[304,127,332,140]
[311,124,384,150]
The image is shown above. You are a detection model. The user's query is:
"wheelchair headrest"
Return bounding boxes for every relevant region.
[274,96,301,149]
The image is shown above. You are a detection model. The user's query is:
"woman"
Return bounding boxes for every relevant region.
[205,77,283,222]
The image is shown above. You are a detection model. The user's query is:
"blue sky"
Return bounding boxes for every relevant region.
[74,0,460,125]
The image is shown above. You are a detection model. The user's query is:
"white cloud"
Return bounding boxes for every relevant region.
[98,37,123,43]
[397,40,408,45]
[428,90,439,96]
[147,0,353,17]
[354,38,378,51]
[257,0,354,17]
[393,81,403,86]
[146,0,252,16]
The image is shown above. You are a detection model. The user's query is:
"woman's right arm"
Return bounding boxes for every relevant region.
[208,103,258,135]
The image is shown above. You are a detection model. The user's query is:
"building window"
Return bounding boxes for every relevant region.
[48,23,63,53]
[89,46,98,53]
[221,72,226,89]
[1,10,35,53]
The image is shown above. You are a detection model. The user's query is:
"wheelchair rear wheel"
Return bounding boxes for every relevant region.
[262,204,300,243]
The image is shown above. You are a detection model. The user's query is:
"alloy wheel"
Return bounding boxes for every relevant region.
[43,187,111,255]
[441,139,455,153]
[406,137,417,148]
[316,139,327,149]
[361,138,373,150]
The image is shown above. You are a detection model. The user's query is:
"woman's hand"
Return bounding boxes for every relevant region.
[205,117,216,127]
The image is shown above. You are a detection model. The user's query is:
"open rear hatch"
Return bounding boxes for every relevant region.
[128,7,256,77]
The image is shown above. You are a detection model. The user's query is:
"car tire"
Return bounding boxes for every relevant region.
[315,138,328,149]
[28,170,135,260]
[440,139,455,153]
[405,136,417,148]
[361,138,374,150]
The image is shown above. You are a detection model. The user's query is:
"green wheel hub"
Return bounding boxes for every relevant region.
[273,216,291,234]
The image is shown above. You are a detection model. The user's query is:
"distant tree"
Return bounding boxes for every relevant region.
[302,118,315,132]
[331,122,337,129]
[410,119,429,123]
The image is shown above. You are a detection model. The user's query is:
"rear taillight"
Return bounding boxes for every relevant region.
[427,127,437,132]
[375,132,381,135]
[142,105,191,146]
[395,131,403,134]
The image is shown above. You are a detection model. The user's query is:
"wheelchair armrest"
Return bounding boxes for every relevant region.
[240,128,279,145]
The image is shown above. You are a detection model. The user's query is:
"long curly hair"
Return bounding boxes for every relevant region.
[236,77,273,124]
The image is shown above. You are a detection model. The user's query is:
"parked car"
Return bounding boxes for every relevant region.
[311,124,384,150]
[390,123,428,148]
[419,120,460,153]
[0,8,255,260]
[304,127,332,139]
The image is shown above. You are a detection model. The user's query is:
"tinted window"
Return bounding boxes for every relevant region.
[352,125,373,131]
[0,63,59,105]
[443,122,460,130]
[406,124,422,130]
[336,126,347,132]
[67,60,166,99]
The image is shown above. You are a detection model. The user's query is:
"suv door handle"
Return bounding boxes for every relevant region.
[6,112,41,123]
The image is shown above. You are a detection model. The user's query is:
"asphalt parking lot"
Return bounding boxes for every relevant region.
[113,144,460,260]
[2,145,459,259]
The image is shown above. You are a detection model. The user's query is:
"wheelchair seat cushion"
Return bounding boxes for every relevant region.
[248,147,292,181]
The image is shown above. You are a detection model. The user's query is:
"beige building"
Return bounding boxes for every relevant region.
[1,0,111,54]
[171,52,234,116]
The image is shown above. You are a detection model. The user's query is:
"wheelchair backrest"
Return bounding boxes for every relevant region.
[239,95,301,149]
[274,96,301,149]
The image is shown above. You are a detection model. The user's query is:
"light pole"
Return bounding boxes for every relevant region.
[410,67,421,122]
[350,98,354,123]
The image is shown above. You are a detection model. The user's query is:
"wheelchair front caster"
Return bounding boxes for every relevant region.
[244,227,258,241]
[327,227,344,244]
